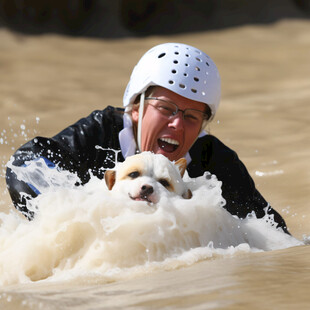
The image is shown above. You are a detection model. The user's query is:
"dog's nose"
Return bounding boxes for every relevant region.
[140,185,154,198]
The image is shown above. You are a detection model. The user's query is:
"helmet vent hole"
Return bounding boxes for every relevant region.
[206,62,210,66]
[196,57,202,62]
[158,53,166,58]
[184,73,188,77]
[169,80,174,85]
[179,83,186,89]
[173,60,178,64]
[174,51,179,55]
[195,66,200,71]
[194,77,199,82]
[185,54,190,57]
[172,69,177,74]
[191,88,197,93]
[185,63,189,67]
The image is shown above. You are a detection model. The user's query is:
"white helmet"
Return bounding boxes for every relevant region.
[123,42,221,117]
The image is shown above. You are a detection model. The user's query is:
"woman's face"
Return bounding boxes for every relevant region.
[131,87,207,162]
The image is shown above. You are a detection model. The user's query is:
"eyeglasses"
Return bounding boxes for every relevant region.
[145,97,209,124]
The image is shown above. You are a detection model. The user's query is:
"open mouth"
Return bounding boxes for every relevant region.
[158,138,179,153]
[129,194,152,203]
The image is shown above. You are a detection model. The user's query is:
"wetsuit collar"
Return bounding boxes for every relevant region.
[119,113,137,158]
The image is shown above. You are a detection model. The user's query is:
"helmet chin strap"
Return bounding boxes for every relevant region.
[137,91,145,152]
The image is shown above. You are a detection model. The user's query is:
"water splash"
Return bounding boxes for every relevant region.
[0,166,303,286]
[1,117,42,208]
[0,123,305,287]
[0,117,40,177]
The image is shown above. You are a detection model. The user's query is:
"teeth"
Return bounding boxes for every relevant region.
[160,138,179,146]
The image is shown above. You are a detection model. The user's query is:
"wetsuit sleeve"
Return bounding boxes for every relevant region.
[6,107,124,218]
[188,135,290,234]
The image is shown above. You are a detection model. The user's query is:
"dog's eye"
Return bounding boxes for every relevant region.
[159,179,170,188]
[128,171,140,179]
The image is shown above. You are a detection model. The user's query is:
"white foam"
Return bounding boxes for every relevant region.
[0,164,304,286]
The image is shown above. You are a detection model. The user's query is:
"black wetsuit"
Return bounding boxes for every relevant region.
[6,106,289,233]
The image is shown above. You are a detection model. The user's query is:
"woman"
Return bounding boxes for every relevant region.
[6,42,289,233]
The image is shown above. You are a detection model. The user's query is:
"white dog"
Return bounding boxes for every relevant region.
[104,152,192,204]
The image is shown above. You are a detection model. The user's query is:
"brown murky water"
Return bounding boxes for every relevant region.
[0,17,310,309]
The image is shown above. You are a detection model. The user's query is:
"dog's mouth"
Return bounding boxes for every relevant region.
[129,194,153,203]
[158,138,179,153]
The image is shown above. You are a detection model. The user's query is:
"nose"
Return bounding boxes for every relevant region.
[168,111,184,130]
[140,184,154,199]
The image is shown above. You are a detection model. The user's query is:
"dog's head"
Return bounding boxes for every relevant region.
[104,152,192,204]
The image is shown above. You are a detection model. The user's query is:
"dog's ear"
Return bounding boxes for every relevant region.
[175,158,187,177]
[104,170,116,190]
[182,189,193,200]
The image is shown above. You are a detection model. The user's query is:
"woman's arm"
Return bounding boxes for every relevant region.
[188,135,290,234]
[6,107,124,218]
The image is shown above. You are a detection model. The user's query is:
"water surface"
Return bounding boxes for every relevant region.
[0,18,310,309]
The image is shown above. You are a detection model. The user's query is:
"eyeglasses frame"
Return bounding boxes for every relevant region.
[144,97,210,123]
